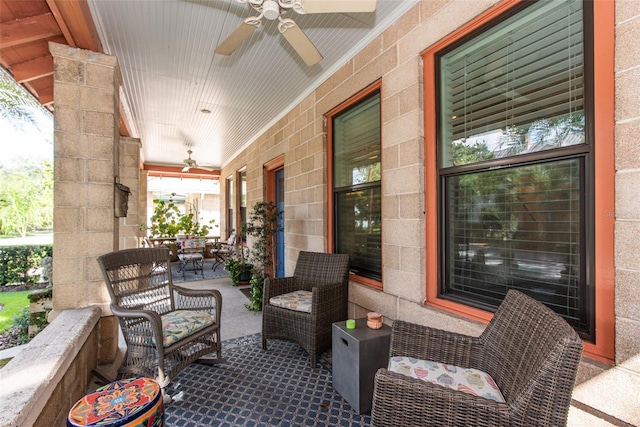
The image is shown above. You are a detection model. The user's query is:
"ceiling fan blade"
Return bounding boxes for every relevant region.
[281,22,323,66]
[300,0,377,14]
[215,21,258,55]
[181,166,190,173]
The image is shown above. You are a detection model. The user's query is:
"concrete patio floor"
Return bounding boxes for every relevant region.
[2,276,637,426]
[179,277,640,426]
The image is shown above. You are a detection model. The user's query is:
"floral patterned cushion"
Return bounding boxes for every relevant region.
[160,310,216,347]
[388,356,505,403]
[269,290,313,313]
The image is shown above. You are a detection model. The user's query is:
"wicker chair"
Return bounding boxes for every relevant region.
[97,247,222,395]
[371,290,583,427]
[262,251,350,367]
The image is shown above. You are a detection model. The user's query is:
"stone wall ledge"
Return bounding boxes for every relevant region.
[0,307,101,427]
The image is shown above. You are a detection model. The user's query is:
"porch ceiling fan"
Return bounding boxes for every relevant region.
[215,0,377,66]
[182,150,215,172]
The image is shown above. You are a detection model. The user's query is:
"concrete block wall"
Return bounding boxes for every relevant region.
[33,325,99,427]
[614,0,640,364]
[0,308,101,427]
[221,0,638,367]
[221,0,476,315]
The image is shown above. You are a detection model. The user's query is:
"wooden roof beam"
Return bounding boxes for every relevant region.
[47,0,102,51]
[36,85,53,105]
[11,55,54,83]
[45,0,76,47]
[0,13,61,48]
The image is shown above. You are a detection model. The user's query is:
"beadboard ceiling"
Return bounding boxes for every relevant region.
[1,0,418,173]
[88,0,418,171]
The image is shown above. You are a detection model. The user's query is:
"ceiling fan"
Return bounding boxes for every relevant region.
[215,0,377,66]
[182,150,215,172]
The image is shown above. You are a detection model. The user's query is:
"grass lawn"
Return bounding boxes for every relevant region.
[0,291,30,333]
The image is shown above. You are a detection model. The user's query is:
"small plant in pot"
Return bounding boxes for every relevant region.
[224,244,253,286]
[242,201,282,311]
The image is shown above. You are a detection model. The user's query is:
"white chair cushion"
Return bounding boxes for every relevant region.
[269,290,313,313]
[178,253,203,261]
[388,356,505,403]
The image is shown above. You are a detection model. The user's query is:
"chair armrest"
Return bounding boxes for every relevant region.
[172,286,222,322]
[263,276,301,301]
[311,281,345,312]
[390,320,483,367]
[371,369,510,427]
[110,305,164,351]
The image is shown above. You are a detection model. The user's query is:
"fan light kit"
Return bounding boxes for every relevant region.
[181,150,216,173]
[215,0,377,66]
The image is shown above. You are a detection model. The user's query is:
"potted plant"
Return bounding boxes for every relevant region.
[224,242,253,286]
[242,201,283,311]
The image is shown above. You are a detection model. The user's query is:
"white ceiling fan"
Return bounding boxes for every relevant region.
[215,0,377,66]
[181,150,216,172]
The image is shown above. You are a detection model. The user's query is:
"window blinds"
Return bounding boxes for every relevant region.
[440,0,584,147]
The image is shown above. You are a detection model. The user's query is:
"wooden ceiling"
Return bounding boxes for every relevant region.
[0,0,101,110]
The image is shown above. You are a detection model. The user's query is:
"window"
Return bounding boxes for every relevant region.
[434,0,596,341]
[227,177,234,235]
[327,81,382,285]
[239,170,247,242]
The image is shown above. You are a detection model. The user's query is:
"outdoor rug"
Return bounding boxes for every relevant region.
[171,260,229,283]
[164,334,370,426]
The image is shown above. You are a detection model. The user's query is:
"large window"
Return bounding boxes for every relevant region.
[227,177,234,235]
[239,170,247,242]
[328,82,382,284]
[436,0,594,340]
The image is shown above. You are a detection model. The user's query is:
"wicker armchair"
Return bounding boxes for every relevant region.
[262,251,350,367]
[97,247,222,395]
[371,290,583,427]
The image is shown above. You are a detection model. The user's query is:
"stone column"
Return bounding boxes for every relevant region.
[139,169,149,242]
[50,42,122,362]
[119,137,142,249]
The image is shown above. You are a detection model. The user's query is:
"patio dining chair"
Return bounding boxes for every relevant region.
[97,247,223,398]
[371,289,583,427]
[176,234,205,278]
[210,232,236,271]
[262,251,350,367]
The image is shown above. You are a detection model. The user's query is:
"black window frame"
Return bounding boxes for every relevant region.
[435,0,595,341]
[330,87,382,283]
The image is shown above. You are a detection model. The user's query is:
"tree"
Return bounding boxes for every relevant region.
[143,199,213,238]
[0,162,53,237]
[242,201,283,311]
[0,70,43,131]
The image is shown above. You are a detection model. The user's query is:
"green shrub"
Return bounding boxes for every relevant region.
[12,308,30,345]
[0,290,30,332]
[0,244,52,287]
[244,272,265,312]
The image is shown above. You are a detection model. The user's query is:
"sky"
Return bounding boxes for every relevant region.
[1,108,53,168]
